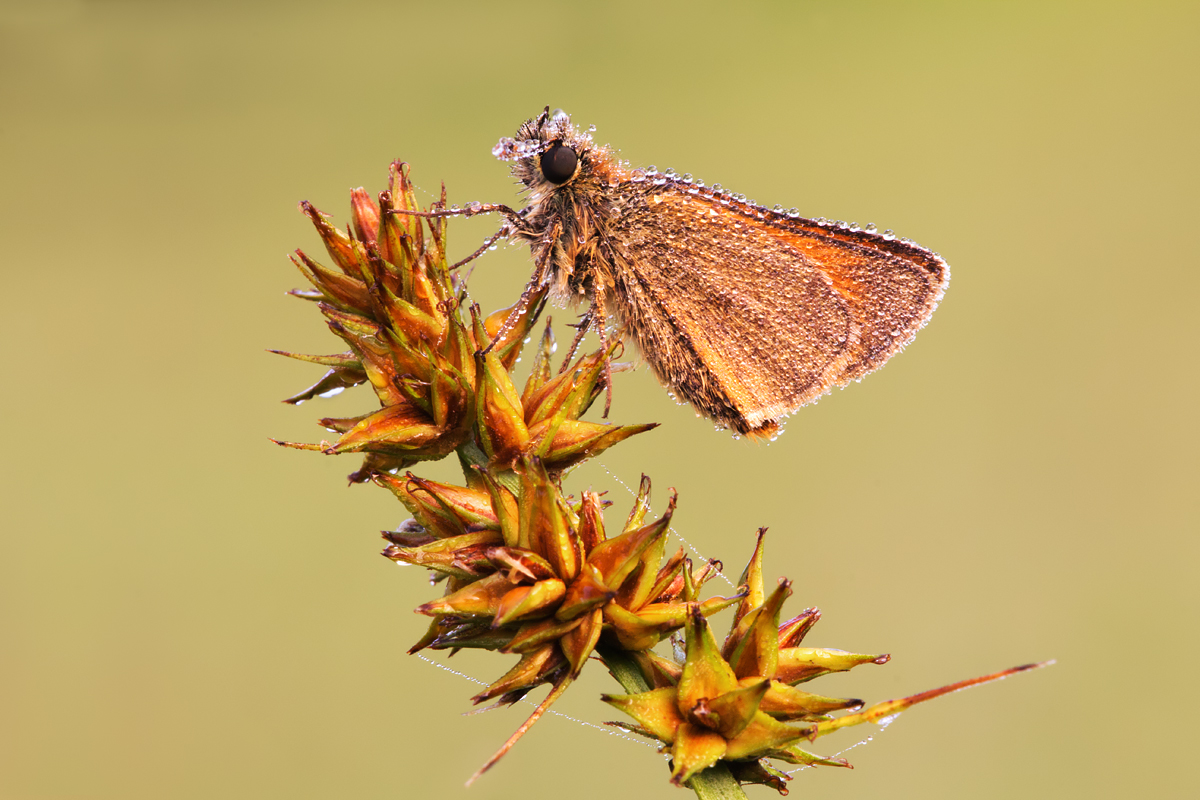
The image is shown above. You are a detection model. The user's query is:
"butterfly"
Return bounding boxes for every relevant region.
[455,108,949,437]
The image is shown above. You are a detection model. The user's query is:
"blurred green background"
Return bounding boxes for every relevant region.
[2,1,1196,798]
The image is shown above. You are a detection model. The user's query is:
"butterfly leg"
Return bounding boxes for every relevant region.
[390,202,525,224]
[390,203,526,280]
[479,220,561,356]
[593,291,615,419]
[451,224,511,273]
[557,308,595,375]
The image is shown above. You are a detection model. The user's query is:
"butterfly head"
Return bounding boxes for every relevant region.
[493,108,609,193]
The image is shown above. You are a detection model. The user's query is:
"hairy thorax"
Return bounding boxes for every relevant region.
[513,143,631,310]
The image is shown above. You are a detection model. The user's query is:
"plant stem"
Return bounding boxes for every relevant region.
[687,766,749,800]
[597,644,652,693]
[457,439,520,493]
[597,645,748,800]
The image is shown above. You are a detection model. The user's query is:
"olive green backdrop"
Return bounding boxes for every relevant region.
[3,2,1196,798]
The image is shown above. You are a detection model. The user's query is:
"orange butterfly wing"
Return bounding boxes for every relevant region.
[605,185,949,433]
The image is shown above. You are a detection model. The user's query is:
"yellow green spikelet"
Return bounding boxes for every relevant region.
[275,163,1049,793]
[274,161,653,483]
[602,531,1051,793]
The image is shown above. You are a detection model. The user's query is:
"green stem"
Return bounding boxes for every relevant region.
[686,766,750,800]
[457,439,520,494]
[596,645,748,800]
[597,644,652,693]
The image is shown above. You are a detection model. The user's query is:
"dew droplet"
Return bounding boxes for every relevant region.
[711,183,723,192]
[787,208,800,218]
[492,137,519,160]
[631,169,646,182]
[882,229,895,239]
[646,165,658,175]
[773,204,784,213]
[865,222,877,233]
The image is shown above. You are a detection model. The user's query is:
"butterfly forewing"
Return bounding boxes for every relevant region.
[605,181,948,434]
[767,216,949,383]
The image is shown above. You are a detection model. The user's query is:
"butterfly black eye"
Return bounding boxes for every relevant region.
[540,144,578,184]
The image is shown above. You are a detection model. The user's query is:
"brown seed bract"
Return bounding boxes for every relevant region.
[493,109,950,437]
